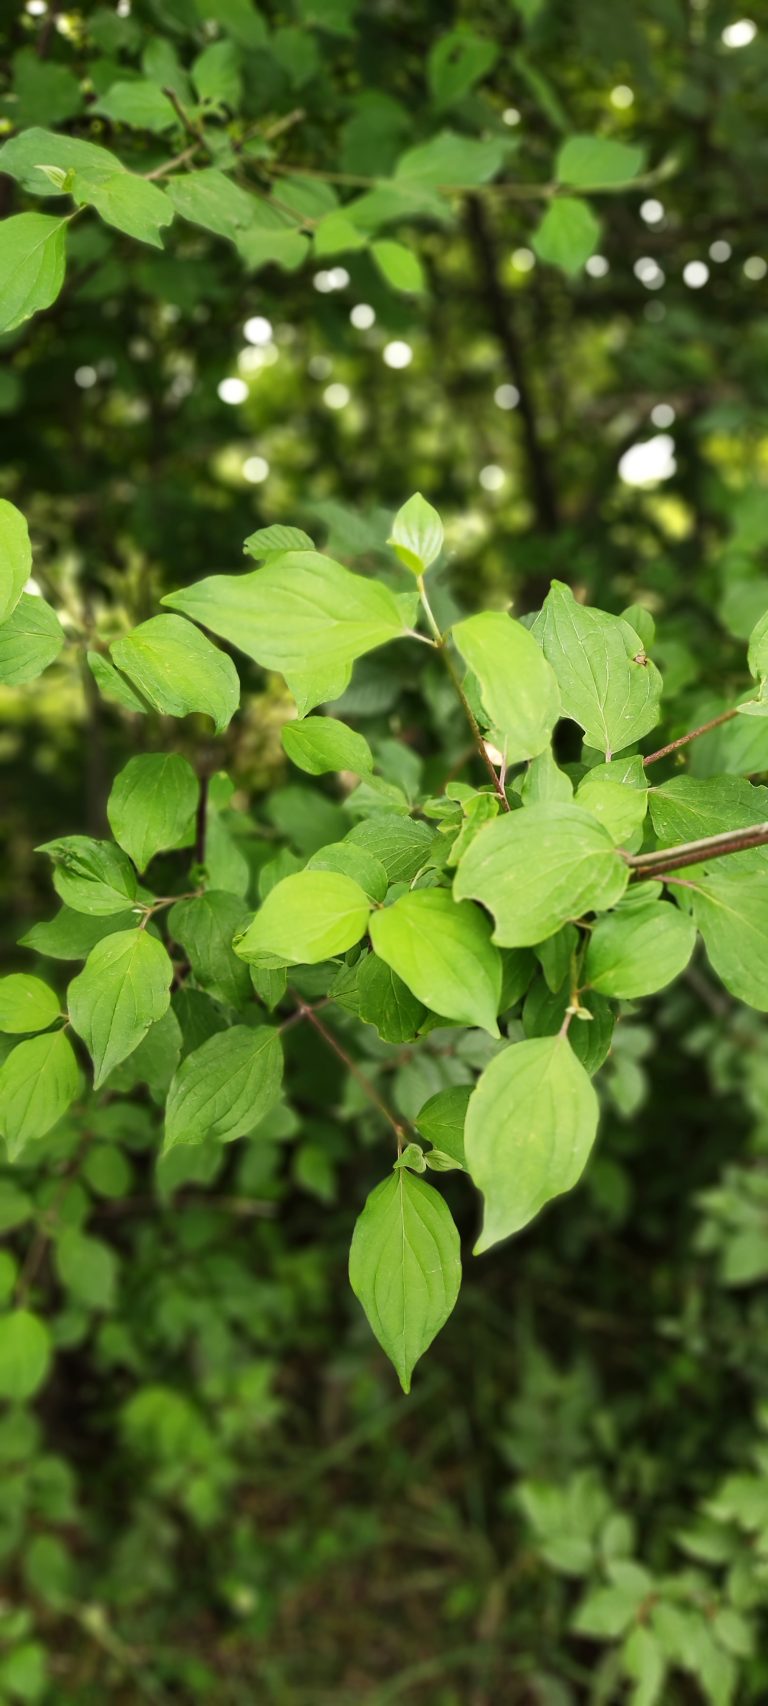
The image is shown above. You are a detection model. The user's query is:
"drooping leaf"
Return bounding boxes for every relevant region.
[533,581,662,757]
[162,552,406,675]
[234,871,373,966]
[465,1035,599,1249]
[281,715,373,776]
[584,899,696,998]
[454,803,629,946]
[388,492,444,576]
[168,891,251,1008]
[68,928,173,1087]
[348,1170,461,1391]
[0,975,60,1035]
[111,615,239,733]
[0,1311,51,1399]
[370,888,502,1035]
[0,1030,81,1160]
[164,1024,283,1150]
[556,135,646,189]
[107,753,199,872]
[532,198,601,276]
[0,499,32,624]
[372,239,426,294]
[0,593,64,684]
[0,213,68,333]
[685,872,768,1010]
[452,611,560,764]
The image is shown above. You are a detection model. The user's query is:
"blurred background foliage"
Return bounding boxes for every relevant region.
[3,0,768,1701]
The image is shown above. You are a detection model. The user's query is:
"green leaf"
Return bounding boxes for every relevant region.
[19,907,137,961]
[168,890,250,1008]
[285,658,352,718]
[572,1585,640,1639]
[346,816,434,882]
[428,29,498,109]
[356,953,427,1042]
[649,775,768,872]
[0,499,32,625]
[68,928,173,1088]
[394,130,505,190]
[466,1035,599,1249]
[0,592,64,685]
[72,171,173,249]
[163,552,406,676]
[307,842,388,902]
[0,975,60,1035]
[165,168,257,240]
[388,492,443,576]
[349,1171,461,1391]
[87,650,148,712]
[164,1024,283,1150]
[0,128,123,196]
[454,803,629,946]
[235,226,311,273]
[0,1311,51,1399]
[520,747,574,806]
[93,80,177,132]
[281,715,373,776]
[685,872,768,1010]
[372,239,426,294]
[5,46,82,127]
[244,524,315,559]
[55,1227,117,1309]
[585,899,696,998]
[370,889,501,1035]
[452,611,560,764]
[111,615,239,733]
[415,1084,470,1168]
[576,758,649,844]
[556,135,646,189]
[107,753,199,873]
[0,213,67,332]
[313,212,369,257]
[0,1030,81,1160]
[532,197,601,276]
[192,39,242,109]
[747,607,768,682]
[235,871,372,966]
[533,581,662,757]
[36,836,138,915]
[194,0,268,48]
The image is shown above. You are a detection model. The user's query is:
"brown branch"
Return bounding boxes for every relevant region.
[194,773,209,867]
[290,993,408,1149]
[626,821,768,878]
[643,707,738,767]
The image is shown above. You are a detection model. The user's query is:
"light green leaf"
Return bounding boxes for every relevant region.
[55,1227,116,1309]
[165,168,257,240]
[36,836,138,915]
[285,658,352,718]
[192,39,242,109]
[235,226,310,273]
[533,581,662,757]
[0,499,32,625]
[163,552,406,676]
[0,1311,51,1399]
[428,29,497,109]
[747,607,768,682]
[576,757,649,844]
[394,130,505,190]
[372,239,426,294]
[111,614,239,733]
[649,774,768,871]
[164,1024,283,1150]
[19,906,137,961]
[281,715,373,776]
[556,134,646,189]
[87,650,148,712]
[415,1084,470,1168]
[349,1170,461,1391]
[244,524,315,558]
[454,803,629,946]
[532,198,601,275]
[72,171,173,248]
[585,899,695,998]
[388,492,443,576]
[0,213,67,332]
[107,753,199,872]
[0,1030,81,1160]
[313,212,369,257]
[194,0,268,48]
[68,929,173,1087]
[370,888,501,1035]
[0,128,123,195]
[308,843,388,902]
[93,80,177,132]
[235,870,372,966]
[346,816,434,881]
[520,747,574,805]
[0,591,64,684]
[685,871,768,1010]
[168,890,250,1008]
[452,611,560,763]
[466,1035,599,1249]
[0,975,60,1035]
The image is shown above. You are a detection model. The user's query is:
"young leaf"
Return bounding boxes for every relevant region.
[281,715,374,776]
[584,900,696,998]
[388,492,443,576]
[68,929,173,1087]
[685,872,768,1010]
[36,836,138,915]
[372,239,426,295]
[532,198,600,275]
[454,803,628,946]
[576,757,649,844]
[0,975,60,1035]
[0,499,32,625]
[0,1030,81,1160]
[110,615,239,734]
[370,888,502,1035]
[348,1171,461,1392]
[244,524,315,559]
[162,552,406,675]
[452,611,560,763]
[0,127,123,195]
[168,890,251,1008]
[465,1035,599,1249]
[0,1311,51,1400]
[71,171,173,248]
[164,1024,283,1150]
[415,1084,470,1168]
[235,871,373,965]
[0,213,67,333]
[0,593,64,685]
[307,842,388,902]
[533,581,662,758]
[107,753,199,873]
[556,135,646,189]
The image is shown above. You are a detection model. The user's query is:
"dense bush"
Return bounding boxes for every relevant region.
[3,2,768,1701]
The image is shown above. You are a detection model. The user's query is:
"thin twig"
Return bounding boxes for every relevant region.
[643,707,738,766]
[145,143,200,182]
[626,821,768,877]
[418,578,510,809]
[290,992,407,1149]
